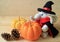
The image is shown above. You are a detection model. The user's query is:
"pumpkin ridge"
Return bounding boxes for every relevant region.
[32,21,35,39]
[23,22,29,39]
[26,22,29,39]
[27,21,34,40]
[33,22,42,40]
[14,21,19,28]
[32,22,38,40]
[24,22,29,38]
[30,21,35,39]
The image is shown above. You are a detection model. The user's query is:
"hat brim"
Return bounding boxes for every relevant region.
[37,8,56,15]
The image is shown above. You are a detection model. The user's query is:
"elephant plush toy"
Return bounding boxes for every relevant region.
[30,1,59,38]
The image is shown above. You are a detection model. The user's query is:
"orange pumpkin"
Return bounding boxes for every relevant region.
[20,21,42,40]
[11,16,27,31]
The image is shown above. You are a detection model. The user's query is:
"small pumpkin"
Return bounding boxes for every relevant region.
[11,16,27,30]
[20,21,42,40]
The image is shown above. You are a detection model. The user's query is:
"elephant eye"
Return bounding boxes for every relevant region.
[41,14,43,16]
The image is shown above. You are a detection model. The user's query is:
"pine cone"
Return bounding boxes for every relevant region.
[1,33,12,41]
[11,29,20,40]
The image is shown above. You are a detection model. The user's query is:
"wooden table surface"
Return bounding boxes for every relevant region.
[0,16,60,42]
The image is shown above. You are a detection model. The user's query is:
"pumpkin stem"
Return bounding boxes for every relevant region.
[18,16,20,21]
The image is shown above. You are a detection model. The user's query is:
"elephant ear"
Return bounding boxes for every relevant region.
[48,15,57,24]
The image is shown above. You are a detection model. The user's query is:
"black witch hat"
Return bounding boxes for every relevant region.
[37,1,56,15]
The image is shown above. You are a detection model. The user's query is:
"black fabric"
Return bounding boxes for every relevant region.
[37,1,56,15]
[37,8,56,15]
[45,22,59,38]
[44,1,54,10]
